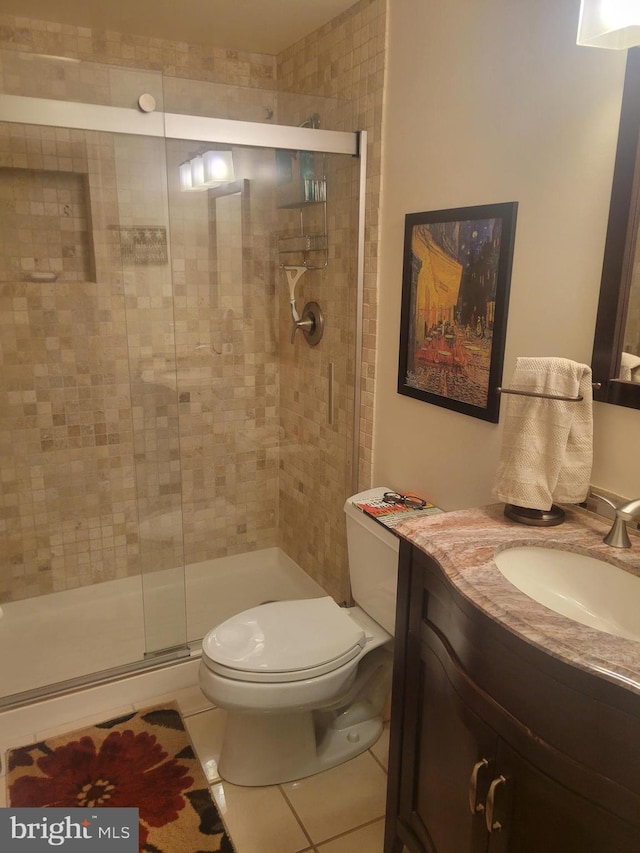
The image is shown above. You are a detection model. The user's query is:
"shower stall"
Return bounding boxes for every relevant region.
[0,52,366,708]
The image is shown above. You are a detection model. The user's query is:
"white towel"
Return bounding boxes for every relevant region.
[492,357,593,511]
[620,351,640,383]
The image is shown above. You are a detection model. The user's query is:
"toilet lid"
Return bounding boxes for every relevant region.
[201,597,366,683]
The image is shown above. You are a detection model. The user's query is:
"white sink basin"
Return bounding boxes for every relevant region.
[493,546,640,642]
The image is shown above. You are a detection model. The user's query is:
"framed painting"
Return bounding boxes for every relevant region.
[397,202,518,422]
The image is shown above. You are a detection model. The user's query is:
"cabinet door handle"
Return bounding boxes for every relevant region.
[485,775,507,832]
[468,758,489,814]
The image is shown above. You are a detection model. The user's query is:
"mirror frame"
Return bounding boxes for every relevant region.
[592,47,640,409]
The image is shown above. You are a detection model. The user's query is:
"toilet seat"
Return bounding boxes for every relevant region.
[201,597,366,684]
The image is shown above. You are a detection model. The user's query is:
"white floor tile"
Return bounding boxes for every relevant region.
[282,751,387,844]
[184,707,227,783]
[370,723,390,771]
[317,818,385,852]
[211,780,311,853]
[36,704,135,741]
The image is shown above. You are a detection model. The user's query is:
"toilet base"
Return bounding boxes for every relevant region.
[203,636,394,786]
[218,708,383,786]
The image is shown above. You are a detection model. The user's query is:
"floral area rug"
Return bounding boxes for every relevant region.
[5,704,235,852]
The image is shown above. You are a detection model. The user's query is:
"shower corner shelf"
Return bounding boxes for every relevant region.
[277,198,325,210]
[277,181,328,270]
[278,234,328,254]
[277,177,327,209]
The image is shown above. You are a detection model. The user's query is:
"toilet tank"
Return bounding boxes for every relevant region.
[344,488,400,636]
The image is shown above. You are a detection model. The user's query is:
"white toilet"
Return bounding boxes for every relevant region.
[198,487,399,786]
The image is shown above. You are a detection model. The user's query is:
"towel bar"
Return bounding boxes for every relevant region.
[496,382,601,403]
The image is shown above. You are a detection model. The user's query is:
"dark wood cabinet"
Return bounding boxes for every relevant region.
[385,540,640,853]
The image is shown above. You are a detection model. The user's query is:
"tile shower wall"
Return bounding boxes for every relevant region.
[276,0,385,601]
[0,51,281,604]
[275,153,359,601]
[0,0,385,609]
[166,142,280,565]
[0,126,281,602]
[0,121,138,599]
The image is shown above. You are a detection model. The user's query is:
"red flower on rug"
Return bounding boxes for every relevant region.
[9,729,194,848]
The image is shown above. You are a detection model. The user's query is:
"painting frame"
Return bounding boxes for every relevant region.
[397,201,518,423]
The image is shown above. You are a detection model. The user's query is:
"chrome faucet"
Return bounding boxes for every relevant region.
[592,494,640,548]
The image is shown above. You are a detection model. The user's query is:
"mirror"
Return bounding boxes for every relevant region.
[210,181,245,315]
[592,47,640,409]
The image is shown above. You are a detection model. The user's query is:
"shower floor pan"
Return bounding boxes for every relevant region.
[0,548,325,702]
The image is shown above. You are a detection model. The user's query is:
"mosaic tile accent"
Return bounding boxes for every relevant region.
[118,226,168,265]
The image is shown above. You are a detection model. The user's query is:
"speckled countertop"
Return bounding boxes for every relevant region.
[395,503,640,696]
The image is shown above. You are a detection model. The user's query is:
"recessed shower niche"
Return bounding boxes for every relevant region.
[0,166,96,283]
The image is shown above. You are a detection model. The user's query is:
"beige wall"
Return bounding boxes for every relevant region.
[375,0,639,508]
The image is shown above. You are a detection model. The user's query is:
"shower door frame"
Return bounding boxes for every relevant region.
[0,93,367,708]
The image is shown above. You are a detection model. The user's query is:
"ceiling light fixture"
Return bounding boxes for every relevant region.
[179,150,235,192]
[577,0,640,49]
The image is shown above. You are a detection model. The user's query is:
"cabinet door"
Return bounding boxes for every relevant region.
[406,640,497,853]
[486,741,640,853]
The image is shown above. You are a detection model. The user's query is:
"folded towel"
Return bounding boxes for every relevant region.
[620,351,640,382]
[492,357,593,511]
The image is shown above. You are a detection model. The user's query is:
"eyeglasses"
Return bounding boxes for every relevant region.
[382,492,427,510]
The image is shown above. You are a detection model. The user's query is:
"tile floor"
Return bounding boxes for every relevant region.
[1,674,390,853]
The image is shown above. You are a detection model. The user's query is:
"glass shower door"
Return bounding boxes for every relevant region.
[110,130,188,657]
[164,130,363,631]
[0,117,188,700]
[0,56,190,704]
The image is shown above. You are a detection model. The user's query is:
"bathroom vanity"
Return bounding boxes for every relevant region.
[384,505,640,853]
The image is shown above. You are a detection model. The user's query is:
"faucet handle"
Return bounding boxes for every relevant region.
[289,302,324,346]
[592,493,640,520]
[591,493,617,513]
[617,498,640,521]
[290,316,314,343]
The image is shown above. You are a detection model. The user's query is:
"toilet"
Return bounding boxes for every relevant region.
[198,487,400,786]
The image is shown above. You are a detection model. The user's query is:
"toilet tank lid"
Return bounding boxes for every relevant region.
[343,486,399,548]
[202,597,366,674]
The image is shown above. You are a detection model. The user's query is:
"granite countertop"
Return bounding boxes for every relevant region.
[395,503,640,696]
